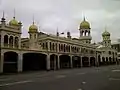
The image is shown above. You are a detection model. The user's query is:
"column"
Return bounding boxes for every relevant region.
[48,41,50,52]
[1,33,4,47]
[8,36,10,48]
[46,54,50,71]
[0,53,4,73]
[18,53,23,72]
[19,36,21,49]
[13,37,15,48]
[70,55,73,68]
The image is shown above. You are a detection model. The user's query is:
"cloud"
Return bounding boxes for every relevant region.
[0,0,120,43]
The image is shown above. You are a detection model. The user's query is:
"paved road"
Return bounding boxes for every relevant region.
[0,65,120,90]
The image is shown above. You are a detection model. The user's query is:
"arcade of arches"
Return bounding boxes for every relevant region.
[1,52,118,73]
[4,35,19,48]
[3,52,18,73]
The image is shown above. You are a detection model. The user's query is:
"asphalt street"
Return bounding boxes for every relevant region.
[0,65,120,90]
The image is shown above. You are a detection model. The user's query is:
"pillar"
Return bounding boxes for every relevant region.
[19,36,21,49]
[48,41,50,51]
[0,53,4,73]
[13,37,15,48]
[70,55,73,68]
[18,53,23,72]
[46,54,50,71]
[1,33,4,47]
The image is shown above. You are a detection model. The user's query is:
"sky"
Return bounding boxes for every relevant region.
[0,0,120,43]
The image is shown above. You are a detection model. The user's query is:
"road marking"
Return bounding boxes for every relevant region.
[109,78,120,81]
[81,81,86,84]
[0,80,33,87]
[56,75,66,78]
[76,73,86,75]
[112,70,120,72]
[77,89,82,90]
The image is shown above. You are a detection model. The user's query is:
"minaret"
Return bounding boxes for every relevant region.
[102,28,111,47]
[28,16,38,49]
[1,11,6,25]
[79,17,92,44]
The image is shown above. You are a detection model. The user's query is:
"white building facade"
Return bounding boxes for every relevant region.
[0,14,118,73]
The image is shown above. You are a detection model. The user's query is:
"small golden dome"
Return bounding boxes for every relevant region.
[80,17,90,29]
[29,22,38,32]
[102,30,110,36]
[9,17,18,26]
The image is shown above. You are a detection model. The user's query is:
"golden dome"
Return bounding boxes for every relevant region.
[29,22,38,32]
[102,30,110,36]
[9,17,18,26]
[80,17,90,29]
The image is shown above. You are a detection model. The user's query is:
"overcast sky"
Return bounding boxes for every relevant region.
[0,0,120,43]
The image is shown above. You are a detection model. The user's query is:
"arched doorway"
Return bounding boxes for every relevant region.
[23,53,47,71]
[3,51,18,73]
[106,57,108,65]
[102,57,105,65]
[72,56,81,68]
[59,55,70,69]
[82,57,89,67]
[50,54,58,70]
[90,57,96,66]
[98,55,101,66]
[116,58,118,65]
[109,57,112,65]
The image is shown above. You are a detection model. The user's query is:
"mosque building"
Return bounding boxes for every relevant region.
[0,12,119,73]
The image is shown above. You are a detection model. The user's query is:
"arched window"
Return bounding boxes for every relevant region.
[9,36,13,47]
[56,43,57,51]
[61,44,63,51]
[46,42,48,49]
[50,42,51,50]
[4,35,8,46]
[15,37,19,48]
[43,43,45,49]
[52,43,55,50]
[59,44,60,51]
[64,44,65,52]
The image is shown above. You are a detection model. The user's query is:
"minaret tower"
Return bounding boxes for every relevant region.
[79,17,92,44]
[1,11,6,26]
[102,28,111,47]
[28,16,38,49]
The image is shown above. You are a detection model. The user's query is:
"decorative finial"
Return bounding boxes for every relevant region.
[32,14,35,24]
[1,10,5,21]
[105,25,107,31]
[2,11,4,18]
[84,16,86,21]
[39,26,41,31]
[13,8,16,19]
[56,27,59,36]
